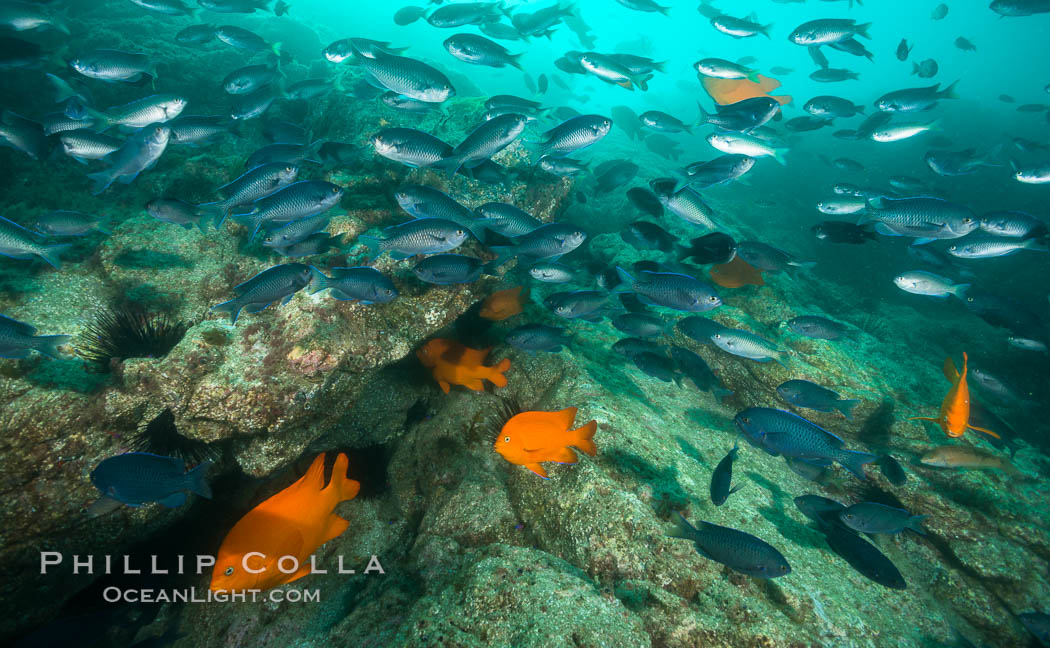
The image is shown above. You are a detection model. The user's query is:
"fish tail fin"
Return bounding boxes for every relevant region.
[940,79,960,100]
[614,266,634,290]
[93,215,113,235]
[328,452,361,502]
[488,357,511,388]
[695,100,710,126]
[210,297,245,325]
[38,243,71,269]
[435,153,464,178]
[486,245,514,270]
[358,234,383,257]
[84,106,112,132]
[186,461,213,499]
[772,148,788,166]
[271,42,283,59]
[86,170,114,195]
[508,53,524,71]
[951,283,970,299]
[760,23,772,38]
[32,334,71,359]
[967,424,1001,439]
[854,22,872,40]
[52,17,71,35]
[196,202,229,229]
[836,450,878,480]
[571,419,598,456]
[836,399,861,420]
[307,266,330,294]
[907,514,929,535]
[746,69,760,83]
[666,512,699,541]
[656,3,670,16]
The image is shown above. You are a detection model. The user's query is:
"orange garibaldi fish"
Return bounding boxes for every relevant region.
[495,407,598,479]
[210,453,360,593]
[417,338,511,394]
[909,352,999,440]
[480,286,529,321]
[700,74,792,107]
[710,255,765,288]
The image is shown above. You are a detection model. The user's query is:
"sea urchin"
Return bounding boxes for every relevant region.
[129,408,217,465]
[77,303,188,370]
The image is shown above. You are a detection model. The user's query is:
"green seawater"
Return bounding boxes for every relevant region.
[2,0,1050,646]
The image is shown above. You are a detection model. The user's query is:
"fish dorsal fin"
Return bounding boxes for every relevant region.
[942,356,960,383]
[324,453,361,503]
[457,346,491,367]
[553,407,579,429]
[292,453,328,493]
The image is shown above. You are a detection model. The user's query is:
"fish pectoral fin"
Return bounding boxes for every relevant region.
[523,463,549,479]
[321,515,350,544]
[438,380,451,394]
[548,447,579,465]
[967,424,1001,439]
[462,379,485,391]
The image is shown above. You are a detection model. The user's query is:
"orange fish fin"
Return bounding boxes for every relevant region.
[326,453,361,503]
[281,563,314,586]
[524,463,549,479]
[553,407,579,428]
[967,424,1001,439]
[548,447,579,465]
[294,453,328,493]
[458,346,491,366]
[321,514,350,544]
[571,420,598,456]
[755,74,781,93]
[487,358,511,388]
[616,79,634,90]
[439,380,451,394]
[942,356,960,383]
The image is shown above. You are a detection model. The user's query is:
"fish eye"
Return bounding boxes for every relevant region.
[962,217,972,223]
[331,187,340,193]
[713,334,721,339]
[224,566,234,576]
[949,245,957,251]
[504,436,510,442]
[456,229,465,236]
[708,296,717,301]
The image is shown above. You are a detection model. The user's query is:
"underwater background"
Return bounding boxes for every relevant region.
[2,0,1050,646]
